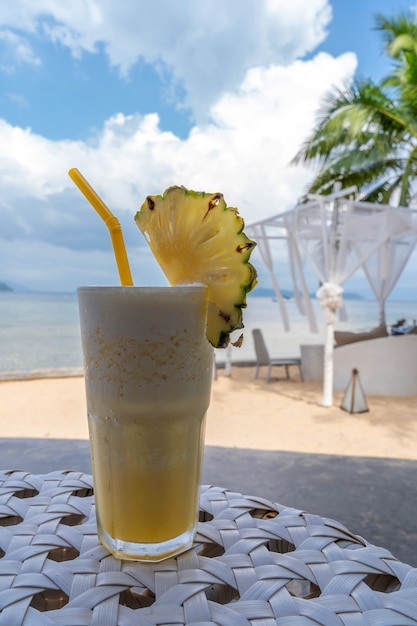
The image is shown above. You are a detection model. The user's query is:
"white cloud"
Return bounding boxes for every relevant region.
[0,49,357,291]
[0,29,41,71]
[0,0,332,121]
[5,92,30,109]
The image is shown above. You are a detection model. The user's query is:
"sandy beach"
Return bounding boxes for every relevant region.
[1,365,416,461]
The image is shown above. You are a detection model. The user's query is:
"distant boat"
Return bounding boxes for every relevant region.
[272,295,291,301]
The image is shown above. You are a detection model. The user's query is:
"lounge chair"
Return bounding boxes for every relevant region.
[252,328,303,383]
[334,322,388,346]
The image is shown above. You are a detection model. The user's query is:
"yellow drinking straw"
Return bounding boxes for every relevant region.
[68,168,133,286]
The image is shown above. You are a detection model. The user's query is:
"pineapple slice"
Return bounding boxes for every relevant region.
[135,185,257,348]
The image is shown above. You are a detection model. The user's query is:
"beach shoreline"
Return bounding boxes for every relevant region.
[1,366,416,461]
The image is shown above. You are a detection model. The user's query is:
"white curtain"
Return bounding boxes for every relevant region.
[353,207,417,324]
[285,197,417,405]
[283,212,319,333]
[249,193,417,407]
[250,223,290,331]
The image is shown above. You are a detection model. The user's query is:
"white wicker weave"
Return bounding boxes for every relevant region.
[0,470,417,625]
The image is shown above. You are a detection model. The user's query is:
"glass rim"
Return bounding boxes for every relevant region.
[77,283,207,293]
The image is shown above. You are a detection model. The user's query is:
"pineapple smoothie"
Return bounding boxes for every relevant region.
[71,170,257,562]
[78,285,213,561]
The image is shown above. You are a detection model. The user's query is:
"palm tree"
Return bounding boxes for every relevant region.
[292,11,417,207]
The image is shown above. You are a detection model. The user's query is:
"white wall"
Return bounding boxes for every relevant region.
[333,336,417,396]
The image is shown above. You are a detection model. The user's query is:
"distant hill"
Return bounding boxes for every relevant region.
[249,285,365,300]
[249,286,293,299]
[0,280,35,292]
[342,292,366,301]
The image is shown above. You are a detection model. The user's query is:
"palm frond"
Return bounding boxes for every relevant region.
[374,11,417,55]
[361,176,403,204]
[292,10,417,208]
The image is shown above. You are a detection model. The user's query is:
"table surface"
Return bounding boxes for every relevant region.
[1,471,417,625]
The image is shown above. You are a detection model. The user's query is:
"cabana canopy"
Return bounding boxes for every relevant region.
[247,188,417,406]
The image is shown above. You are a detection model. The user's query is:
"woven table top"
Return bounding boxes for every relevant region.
[0,471,417,625]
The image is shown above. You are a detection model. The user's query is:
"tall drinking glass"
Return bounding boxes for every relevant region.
[77,285,213,561]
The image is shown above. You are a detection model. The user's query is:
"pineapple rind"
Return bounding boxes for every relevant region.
[135,186,257,348]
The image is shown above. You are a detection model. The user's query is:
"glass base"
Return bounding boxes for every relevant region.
[98,525,196,562]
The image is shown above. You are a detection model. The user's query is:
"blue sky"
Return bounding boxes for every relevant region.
[0,0,416,301]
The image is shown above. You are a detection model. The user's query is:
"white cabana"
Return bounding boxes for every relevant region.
[247,188,417,406]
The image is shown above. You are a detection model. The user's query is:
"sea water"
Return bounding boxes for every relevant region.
[0,291,416,376]
[0,292,82,375]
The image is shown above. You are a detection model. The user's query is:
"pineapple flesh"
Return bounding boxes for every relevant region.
[135,186,257,348]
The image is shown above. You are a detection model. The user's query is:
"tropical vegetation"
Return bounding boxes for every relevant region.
[292,11,417,207]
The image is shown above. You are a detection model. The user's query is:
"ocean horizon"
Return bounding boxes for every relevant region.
[1,291,416,377]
